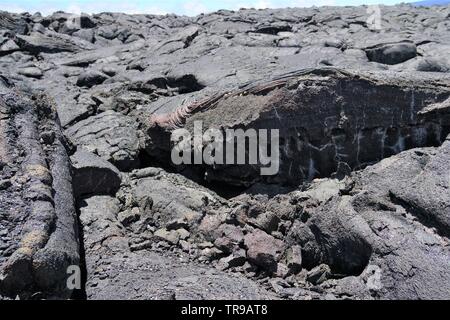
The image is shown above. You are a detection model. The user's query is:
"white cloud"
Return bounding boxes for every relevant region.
[0,0,340,17]
[141,6,169,15]
[233,0,274,10]
[287,0,337,7]
[0,3,168,16]
[0,4,31,14]
[66,4,82,15]
[231,0,337,10]
[254,0,275,9]
[61,3,168,15]
[182,0,210,15]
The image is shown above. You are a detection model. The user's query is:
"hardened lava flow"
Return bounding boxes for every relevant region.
[1,4,450,300]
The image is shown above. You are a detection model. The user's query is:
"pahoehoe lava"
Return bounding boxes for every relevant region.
[0,4,450,300]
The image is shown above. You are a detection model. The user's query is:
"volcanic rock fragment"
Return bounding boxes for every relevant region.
[71,149,122,197]
[365,42,417,65]
[244,229,285,273]
[17,67,43,79]
[76,70,109,88]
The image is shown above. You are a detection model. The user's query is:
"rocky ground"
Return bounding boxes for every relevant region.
[0,4,449,300]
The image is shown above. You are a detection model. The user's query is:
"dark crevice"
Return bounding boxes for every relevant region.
[199,176,249,199]
[142,120,448,199]
[168,75,205,94]
[70,203,87,300]
[137,150,249,199]
[137,149,174,172]
[308,223,373,277]
[128,74,204,96]
[253,25,292,35]
[62,111,96,129]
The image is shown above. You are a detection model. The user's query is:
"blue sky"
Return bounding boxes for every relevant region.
[0,0,414,16]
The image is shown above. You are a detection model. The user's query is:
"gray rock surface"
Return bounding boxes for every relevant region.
[0,4,449,300]
[65,110,141,171]
[71,149,122,197]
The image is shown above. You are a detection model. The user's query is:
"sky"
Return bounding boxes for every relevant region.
[0,0,419,16]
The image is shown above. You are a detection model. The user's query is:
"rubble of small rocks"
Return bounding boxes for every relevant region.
[0,4,449,300]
